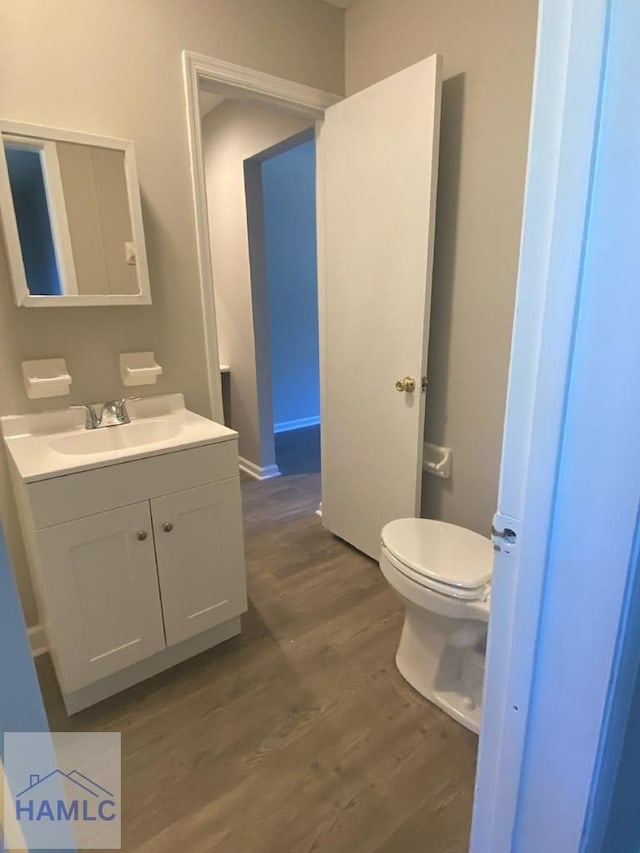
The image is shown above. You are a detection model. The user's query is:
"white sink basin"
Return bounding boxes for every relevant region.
[50,419,182,456]
[1,393,238,482]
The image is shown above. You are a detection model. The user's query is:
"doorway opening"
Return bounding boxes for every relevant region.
[196,79,323,536]
[245,129,321,477]
[198,87,320,488]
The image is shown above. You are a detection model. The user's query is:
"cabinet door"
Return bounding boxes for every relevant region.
[36,502,166,692]
[151,479,247,646]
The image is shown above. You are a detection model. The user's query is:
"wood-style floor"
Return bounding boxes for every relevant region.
[36,471,477,853]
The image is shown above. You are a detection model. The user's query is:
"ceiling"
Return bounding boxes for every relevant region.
[323,0,359,8]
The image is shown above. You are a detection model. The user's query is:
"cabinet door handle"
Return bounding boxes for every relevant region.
[162,522,174,533]
[136,530,148,541]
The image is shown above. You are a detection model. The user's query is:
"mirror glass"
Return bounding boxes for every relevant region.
[0,125,151,306]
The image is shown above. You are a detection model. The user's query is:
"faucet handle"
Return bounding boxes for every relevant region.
[107,399,131,425]
[116,398,131,424]
[71,403,101,430]
[123,396,142,418]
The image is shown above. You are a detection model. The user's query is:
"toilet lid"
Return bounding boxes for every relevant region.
[380,518,493,592]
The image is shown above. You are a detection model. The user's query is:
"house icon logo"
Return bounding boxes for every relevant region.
[4,730,121,850]
[15,767,117,823]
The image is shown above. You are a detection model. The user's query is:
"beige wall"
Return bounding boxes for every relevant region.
[0,0,343,627]
[346,0,538,535]
[202,100,314,468]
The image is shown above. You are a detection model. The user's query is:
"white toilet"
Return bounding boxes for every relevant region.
[380,518,493,733]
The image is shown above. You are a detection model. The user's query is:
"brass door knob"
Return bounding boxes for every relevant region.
[162,522,174,533]
[136,531,148,541]
[395,376,416,393]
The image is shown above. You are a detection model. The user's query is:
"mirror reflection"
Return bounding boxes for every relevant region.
[0,125,151,306]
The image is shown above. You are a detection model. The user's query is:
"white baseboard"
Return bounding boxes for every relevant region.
[315,502,323,519]
[238,456,281,481]
[273,416,320,434]
[28,624,47,658]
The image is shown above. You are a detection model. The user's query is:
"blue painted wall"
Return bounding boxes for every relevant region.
[5,147,62,296]
[261,139,320,432]
[0,523,73,852]
[0,524,49,750]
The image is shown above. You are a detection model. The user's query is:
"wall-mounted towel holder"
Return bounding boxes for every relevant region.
[22,358,72,400]
[120,352,163,387]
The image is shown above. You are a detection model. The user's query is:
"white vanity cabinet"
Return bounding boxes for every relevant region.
[3,400,247,714]
[36,501,167,690]
[151,479,245,646]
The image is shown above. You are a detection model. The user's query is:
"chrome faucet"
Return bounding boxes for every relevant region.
[73,403,101,430]
[73,399,132,430]
[100,399,131,427]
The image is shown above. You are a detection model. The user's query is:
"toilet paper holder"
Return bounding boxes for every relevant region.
[423,442,452,479]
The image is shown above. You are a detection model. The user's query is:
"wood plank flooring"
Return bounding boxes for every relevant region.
[36,472,477,852]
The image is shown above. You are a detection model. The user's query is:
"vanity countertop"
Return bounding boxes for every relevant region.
[1,393,237,483]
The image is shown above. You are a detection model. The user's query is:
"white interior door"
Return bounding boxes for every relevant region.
[318,54,442,559]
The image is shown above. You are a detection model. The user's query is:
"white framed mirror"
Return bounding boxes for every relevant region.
[0,121,151,306]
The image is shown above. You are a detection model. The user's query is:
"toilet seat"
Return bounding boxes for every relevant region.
[382,546,490,601]
[380,518,493,601]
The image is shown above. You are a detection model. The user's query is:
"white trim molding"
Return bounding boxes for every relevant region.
[273,416,321,434]
[471,0,612,849]
[238,457,281,481]
[184,52,341,118]
[28,624,47,658]
[181,50,340,422]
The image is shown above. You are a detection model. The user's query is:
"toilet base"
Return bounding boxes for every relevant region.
[395,607,485,734]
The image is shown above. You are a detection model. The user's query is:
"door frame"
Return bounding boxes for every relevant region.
[181,51,340,425]
[471,0,619,849]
